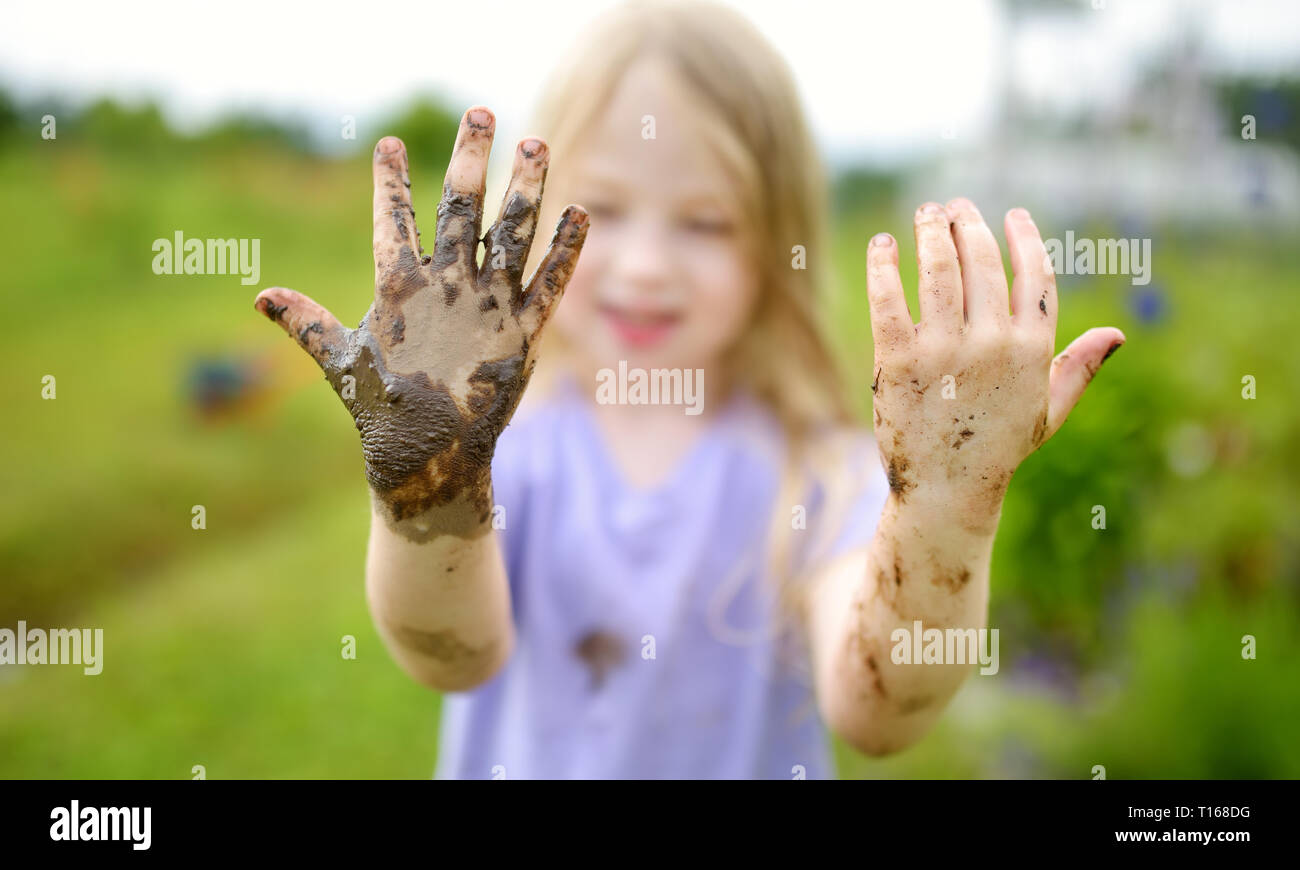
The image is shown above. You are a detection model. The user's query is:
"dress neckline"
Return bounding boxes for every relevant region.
[555,371,754,502]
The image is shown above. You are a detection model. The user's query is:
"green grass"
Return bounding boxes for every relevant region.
[1,488,443,778]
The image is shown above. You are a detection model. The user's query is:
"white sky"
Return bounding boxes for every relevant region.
[2,0,1297,164]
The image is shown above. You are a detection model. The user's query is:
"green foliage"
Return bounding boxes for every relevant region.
[195,114,314,155]
[76,97,177,154]
[1217,76,1300,151]
[832,167,900,217]
[0,86,461,163]
[0,89,19,145]
[380,96,460,170]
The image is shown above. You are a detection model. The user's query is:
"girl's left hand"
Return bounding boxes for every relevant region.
[865,198,1125,525]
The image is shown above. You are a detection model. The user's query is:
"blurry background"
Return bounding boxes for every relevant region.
[1,0,1297,778]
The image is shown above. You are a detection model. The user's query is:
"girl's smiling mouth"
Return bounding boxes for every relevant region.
[599,301,682,348]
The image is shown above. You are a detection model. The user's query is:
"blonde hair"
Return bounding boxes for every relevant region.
[513,0,869,676]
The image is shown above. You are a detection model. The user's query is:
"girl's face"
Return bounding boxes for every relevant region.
[550,57,761,376]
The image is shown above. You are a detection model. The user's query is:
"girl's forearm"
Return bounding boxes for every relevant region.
[253,112,585,695]
[813,487,998,756]
[364,492,515,692]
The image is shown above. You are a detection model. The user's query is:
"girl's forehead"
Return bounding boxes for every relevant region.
[569,144,734,205]
[565,62,742,206]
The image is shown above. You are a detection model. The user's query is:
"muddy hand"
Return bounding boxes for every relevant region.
[253,107,589,540]
[865,199,1124,518]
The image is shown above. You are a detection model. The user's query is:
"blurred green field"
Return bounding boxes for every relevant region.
[2,104,1298,778]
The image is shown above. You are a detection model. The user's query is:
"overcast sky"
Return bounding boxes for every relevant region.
[2,0,1297,164]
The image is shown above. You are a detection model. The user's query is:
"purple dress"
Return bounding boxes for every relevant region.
[433,377,888,779]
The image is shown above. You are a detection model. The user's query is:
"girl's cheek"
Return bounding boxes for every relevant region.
[551,236,602,342]
[689,250,760,351]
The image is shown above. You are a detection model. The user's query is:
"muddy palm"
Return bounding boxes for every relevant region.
[254,107,588,542]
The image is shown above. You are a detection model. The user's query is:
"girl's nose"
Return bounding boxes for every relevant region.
[607,218,674,292]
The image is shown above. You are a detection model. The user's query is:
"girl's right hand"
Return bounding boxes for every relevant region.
[253,107,588,541]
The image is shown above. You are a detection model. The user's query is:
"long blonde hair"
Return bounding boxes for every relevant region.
[513,0,869,672]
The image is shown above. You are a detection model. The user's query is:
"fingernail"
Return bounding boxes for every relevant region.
[947,198,980,218]
[377,136,401,155]
[1009,207,1032,222]
[871,232,893,248]
[467,107,494,129]
[564,205,589,229]
[521,138,548,160]
[259,297,286,321]
[1101,340,1124,363]
[921,204,944,215]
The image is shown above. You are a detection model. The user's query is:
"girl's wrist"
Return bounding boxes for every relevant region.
[368,477,496,545]
[887,475,1008,542]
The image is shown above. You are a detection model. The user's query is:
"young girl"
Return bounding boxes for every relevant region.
[254,0,1124,779]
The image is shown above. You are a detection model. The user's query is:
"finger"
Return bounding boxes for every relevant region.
[912,203,963,333]
[254,287,348,370]
[1045,327,1126,440]
[481,137,550,291]
[372,136,422,290]
[946,197,1009,325]
[432,106,495,278]
[518,205,589,339]
[866,231,914,352]
[1005,207,1057,330]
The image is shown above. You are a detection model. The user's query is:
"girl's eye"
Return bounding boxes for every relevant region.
[681,216,733,236]
[584,202,622,221]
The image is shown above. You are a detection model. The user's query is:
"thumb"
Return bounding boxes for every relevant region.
[254,287,348,370]
[1045,326,1126,441]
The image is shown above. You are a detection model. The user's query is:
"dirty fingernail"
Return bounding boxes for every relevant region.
[521,138,548,160]
[564,205,589,229]
[467,107,494,129]
[377,136,401,155]
[871,232,893,248]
